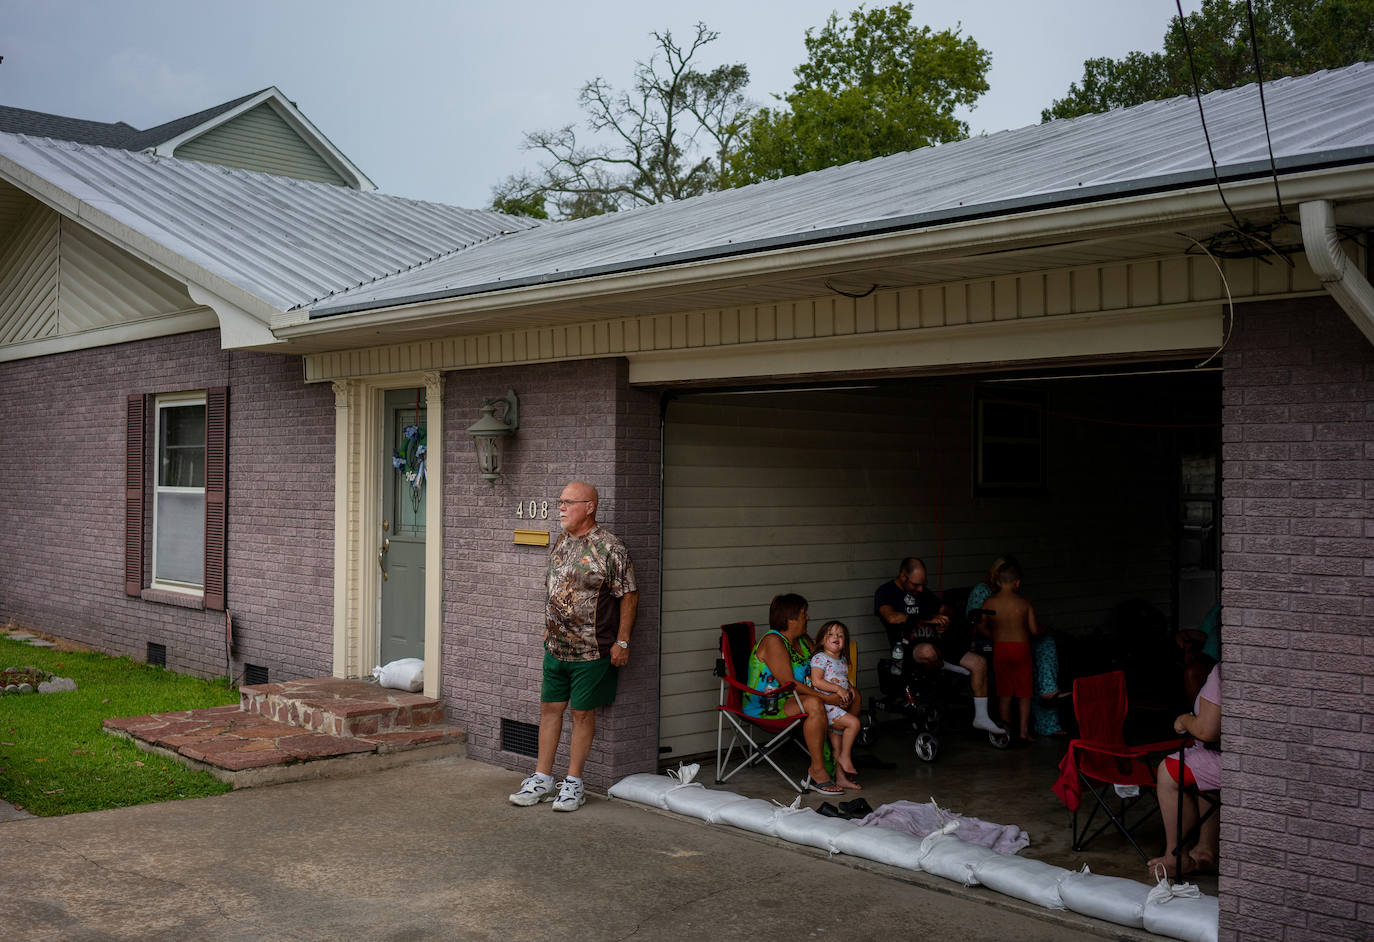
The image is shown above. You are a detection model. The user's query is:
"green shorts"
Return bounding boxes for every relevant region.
[541,652,619,710]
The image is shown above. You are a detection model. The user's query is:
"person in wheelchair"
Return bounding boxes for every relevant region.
[873,556,1005,735]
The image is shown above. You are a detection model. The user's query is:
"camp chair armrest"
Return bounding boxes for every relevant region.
[721,676,796,699]
[1070,736,1184,759]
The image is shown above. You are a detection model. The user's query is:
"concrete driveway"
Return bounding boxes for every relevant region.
[1,757,1150,941]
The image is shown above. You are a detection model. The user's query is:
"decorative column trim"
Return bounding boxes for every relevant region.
[422,370,444,698]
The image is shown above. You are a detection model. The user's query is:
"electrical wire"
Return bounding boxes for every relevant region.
[1244,0,1287,219]
[1180,232,1236,368]
[1175,0,1244,230]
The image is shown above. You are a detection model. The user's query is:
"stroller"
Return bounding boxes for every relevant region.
[866,589,1012,762]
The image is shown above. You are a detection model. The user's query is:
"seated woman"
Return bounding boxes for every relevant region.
[742,592,861,794]
[1148,662,1222,878]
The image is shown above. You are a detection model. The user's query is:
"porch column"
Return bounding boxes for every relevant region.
[423,370,444,698]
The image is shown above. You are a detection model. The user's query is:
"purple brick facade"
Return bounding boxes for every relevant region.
[439,358,662,789]
[0,329,334,681]
[1218,298,1374,942]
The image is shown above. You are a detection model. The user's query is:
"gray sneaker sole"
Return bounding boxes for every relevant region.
[509,791,553,806]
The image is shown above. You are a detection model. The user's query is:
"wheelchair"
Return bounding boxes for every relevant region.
[864,599,1012,762]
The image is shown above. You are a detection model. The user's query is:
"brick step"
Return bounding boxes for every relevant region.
[240,676,445,738]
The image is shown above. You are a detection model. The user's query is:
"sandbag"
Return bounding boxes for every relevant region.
[1144,880,1219,942]
[917,824,1003,886]
[772,807,859,852]
[830,824,926,870]
[712,797,785,837]
[972,853,1070,910]
[371,658,424,691]
[664,784,749,821]
[607,773,677,809]
[1058,867,1150,928]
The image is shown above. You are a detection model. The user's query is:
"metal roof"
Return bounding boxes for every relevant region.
[310,61,1374,318]
[0,132,539,313]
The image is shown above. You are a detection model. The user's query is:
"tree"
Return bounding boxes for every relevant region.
[1043,0,1374,121]
[730,3,991,185]
[489,23,751,219]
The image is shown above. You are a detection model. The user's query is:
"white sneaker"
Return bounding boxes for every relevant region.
[551,778,585,812]
[509,774,555,806]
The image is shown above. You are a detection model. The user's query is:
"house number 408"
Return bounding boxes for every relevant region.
[515,500,549,520]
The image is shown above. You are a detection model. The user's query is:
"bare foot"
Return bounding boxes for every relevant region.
[836,772,862,790]
[1020,732,1037,743]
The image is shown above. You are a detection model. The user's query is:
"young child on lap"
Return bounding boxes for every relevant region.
[809,620,862,790]
[984,565,1041,741]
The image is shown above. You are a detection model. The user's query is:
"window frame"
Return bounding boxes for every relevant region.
[973,388,1047,494]
[151,391,207,594]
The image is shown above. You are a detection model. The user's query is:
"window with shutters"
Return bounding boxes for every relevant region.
[125,388,227,609]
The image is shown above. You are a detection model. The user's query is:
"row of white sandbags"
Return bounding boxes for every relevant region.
[609,769,1217,942]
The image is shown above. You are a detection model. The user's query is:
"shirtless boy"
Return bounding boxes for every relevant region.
[983,564,1041,741]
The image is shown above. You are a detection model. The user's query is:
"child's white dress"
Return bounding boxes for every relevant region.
[810,651,851,725]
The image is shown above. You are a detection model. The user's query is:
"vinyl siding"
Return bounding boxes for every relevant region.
[173,103,349,187]
[0,199,58,344]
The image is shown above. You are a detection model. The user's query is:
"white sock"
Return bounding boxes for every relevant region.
[972,698,1006,733]
[533,771,554,785]
[564,775,583,787]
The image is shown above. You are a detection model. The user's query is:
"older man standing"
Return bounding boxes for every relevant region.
[509,480,638,812]
[874,556,1004,735]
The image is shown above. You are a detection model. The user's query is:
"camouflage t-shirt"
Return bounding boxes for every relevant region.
[545,525,637,662]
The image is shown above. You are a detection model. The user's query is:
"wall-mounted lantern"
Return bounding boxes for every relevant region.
[466,389,519,484]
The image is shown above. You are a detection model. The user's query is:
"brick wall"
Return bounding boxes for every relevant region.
[0,330,333,681]
[440,358,661,790]
[1219,298,1374,942]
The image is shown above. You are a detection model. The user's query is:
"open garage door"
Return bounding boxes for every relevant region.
[658,367,1220,760]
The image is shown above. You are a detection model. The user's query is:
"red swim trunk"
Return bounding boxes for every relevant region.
[1163,756,1198,787]
[993,642,1032,698]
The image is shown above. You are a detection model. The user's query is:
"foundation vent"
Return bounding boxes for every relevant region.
[146,642,166,667]
[244,664,269,686]
[500,718,540,758]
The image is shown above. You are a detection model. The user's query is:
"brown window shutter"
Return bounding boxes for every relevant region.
[124,394,145,596]
[203,386,228,611]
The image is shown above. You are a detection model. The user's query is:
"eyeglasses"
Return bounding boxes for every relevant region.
[556,499,592,507]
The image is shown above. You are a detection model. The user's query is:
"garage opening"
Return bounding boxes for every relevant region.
[659,363,1221,761]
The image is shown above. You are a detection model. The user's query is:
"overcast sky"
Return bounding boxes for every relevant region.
[2,0,1201,209]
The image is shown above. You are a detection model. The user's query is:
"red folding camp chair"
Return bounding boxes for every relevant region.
[714,621,809,792]
[1053,670,1182,860]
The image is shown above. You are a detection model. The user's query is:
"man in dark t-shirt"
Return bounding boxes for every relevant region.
[874,557,1005,734]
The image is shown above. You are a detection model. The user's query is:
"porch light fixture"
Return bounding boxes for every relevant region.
[466,389,519,484]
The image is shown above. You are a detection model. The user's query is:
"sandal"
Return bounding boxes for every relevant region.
[801,775,844,795]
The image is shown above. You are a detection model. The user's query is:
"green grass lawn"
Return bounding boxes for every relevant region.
[0,631,240,816]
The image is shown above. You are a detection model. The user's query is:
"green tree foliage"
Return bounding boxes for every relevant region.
[1044,0,1374,121]
[489,23,751,219]
[730,3,991,185]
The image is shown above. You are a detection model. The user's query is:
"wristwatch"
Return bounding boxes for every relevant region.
[615,640,629,650]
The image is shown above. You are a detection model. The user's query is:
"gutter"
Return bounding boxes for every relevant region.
[1299,200,1374,347]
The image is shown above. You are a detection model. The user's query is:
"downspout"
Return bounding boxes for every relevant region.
[1299,200,1374,347]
